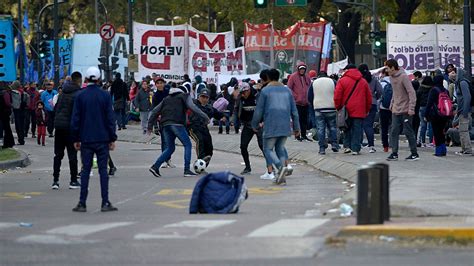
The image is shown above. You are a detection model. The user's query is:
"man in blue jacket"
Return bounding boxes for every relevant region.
[70,67,118,212]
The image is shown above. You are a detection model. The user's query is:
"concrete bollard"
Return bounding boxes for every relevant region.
[368,162,390,221]
[357,165,384,225]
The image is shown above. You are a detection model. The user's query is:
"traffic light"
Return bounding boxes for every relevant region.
[39,41,51,59]
[254,0,268,8]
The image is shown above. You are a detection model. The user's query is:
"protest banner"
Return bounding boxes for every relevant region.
[0,17,17,81]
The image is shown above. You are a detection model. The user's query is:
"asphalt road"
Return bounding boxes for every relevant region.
[1,138,472,265]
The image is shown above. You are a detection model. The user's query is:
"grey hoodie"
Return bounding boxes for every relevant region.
[455,68,472,117]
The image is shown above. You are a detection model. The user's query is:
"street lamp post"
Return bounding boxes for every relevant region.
[53,0,59,86]
[463,0,472,77]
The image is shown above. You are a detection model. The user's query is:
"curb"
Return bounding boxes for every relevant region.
[0,149,30,170]
[339,225,474,241]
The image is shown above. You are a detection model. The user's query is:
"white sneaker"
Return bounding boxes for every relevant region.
[286,164,293,176]
[276,167,288,185]
[260,172,275,180]
[369,147,376,153]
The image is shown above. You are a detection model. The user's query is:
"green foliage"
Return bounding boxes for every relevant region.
[0,148,20,162]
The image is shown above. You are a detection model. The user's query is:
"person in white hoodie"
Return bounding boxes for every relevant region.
[308,71,340,155]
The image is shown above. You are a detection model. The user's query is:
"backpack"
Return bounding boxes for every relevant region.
[212,97,229,112]
[11,90,28,109]
[380,80,392,109]
[436,89,453,117]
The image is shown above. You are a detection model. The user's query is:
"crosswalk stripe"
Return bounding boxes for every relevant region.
[135,220,235,240]
[46,222,134,236]
[247,219,329,237]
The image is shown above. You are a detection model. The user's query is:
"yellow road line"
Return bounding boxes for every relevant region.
[340,225,474,240]
[154,199,189,209]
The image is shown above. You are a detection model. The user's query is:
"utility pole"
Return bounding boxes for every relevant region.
[53,0,59,86]
[128,0,134,79]
[372,0,378,67]
[95,0,99,32]
[18,0,24,83]
[146,0,150,25]
[463,0,472,78]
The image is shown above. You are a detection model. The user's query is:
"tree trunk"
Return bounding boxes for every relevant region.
[334,8,361,64]
[395,0,422,24]
[306,0,323,22]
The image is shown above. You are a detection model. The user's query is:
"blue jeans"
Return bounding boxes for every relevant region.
[418,107,433,143]
[362,104,377,147]
[219,112,230,133]
[315,111,339,151]
[153,125,192,171]
[79,142,110,206]
[343,118,363,152]
[263,136,288,170]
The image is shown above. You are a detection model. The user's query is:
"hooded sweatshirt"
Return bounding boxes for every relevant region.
[54,81,81,130]
[334,68,372,119]
[455,67,472,117]
[287,63,311,106]
[389,69,416,115]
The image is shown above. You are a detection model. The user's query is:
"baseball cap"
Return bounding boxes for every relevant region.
[198,89,210,97]
[155,76,165,83]
[240,82,250,92]
[85,66,101,81]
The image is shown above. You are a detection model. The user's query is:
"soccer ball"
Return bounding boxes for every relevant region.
[193,159,207,174]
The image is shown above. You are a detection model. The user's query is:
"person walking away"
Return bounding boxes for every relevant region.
[417,76,434,147]
[0,82,15,148]
[358,64,382,153]
[425,74,452,156]
[10,81,28,145]
[287,62,312,141]
[35,101,48,146]
[308,71,340,155]
[238,82,264,174]
[217,85,233,134]
[452,68,472,155]
[148,85,208,177]
[52,71,82,190]
[334,64,372,155]
[24,82,39,138]
[252,69,300,185]
[70,67,118,212]
[133,80,152,134]
[194,75,207,99]
[110,73,130,130]
[188,89,225,168]
[384,59,419,161]
[378,69,393,152]
[40,80,58,137]
[411,71,423,141]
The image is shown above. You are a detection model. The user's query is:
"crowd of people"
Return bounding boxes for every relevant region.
[1,59,473,211]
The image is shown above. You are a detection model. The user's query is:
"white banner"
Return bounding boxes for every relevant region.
[326,57,348,76]
[387,23,474,73]
[133,22,236,82]
[133,22,187,81]
[71,33,129,79]
[189,46,246,84]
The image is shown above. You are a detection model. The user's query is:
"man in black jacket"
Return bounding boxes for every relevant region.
[110,73,129,130]
[52,72,82,190]
[188,89,225,167]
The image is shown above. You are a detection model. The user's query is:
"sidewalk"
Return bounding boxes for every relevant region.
[117,124,474,217]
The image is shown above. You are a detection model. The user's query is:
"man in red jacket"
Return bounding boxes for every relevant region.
[288,62,312,141]
[334,64,372,155]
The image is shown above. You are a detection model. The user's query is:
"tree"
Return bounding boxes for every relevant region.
[394,0,422,23]
[334,6,362,64]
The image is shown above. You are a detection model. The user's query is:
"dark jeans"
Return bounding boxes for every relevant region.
[24,109,36,136]
[153,125,192,171]
[362,104,377,147]
[115,109,126,129]
[297,105,309,138]
[418,107,433,143]
[219,112,230,133]
[13,109,25,144]
[47,110,55,135]
[53,128,78,182]
[390,114,417,154]
[189,125,213,163]
[431,117,448,147]
[379,109,392,148]
[1,113,14,148]
[240,124,263,169]
[344,118,363,152]
[315,111,339,151]
[79,142,110,206]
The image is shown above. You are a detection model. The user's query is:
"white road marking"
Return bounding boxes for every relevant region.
[46,222,134,236]
[247,219,329,237]
[0,222,18,230]
[135,220,235,240]
[16,234,98,244]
